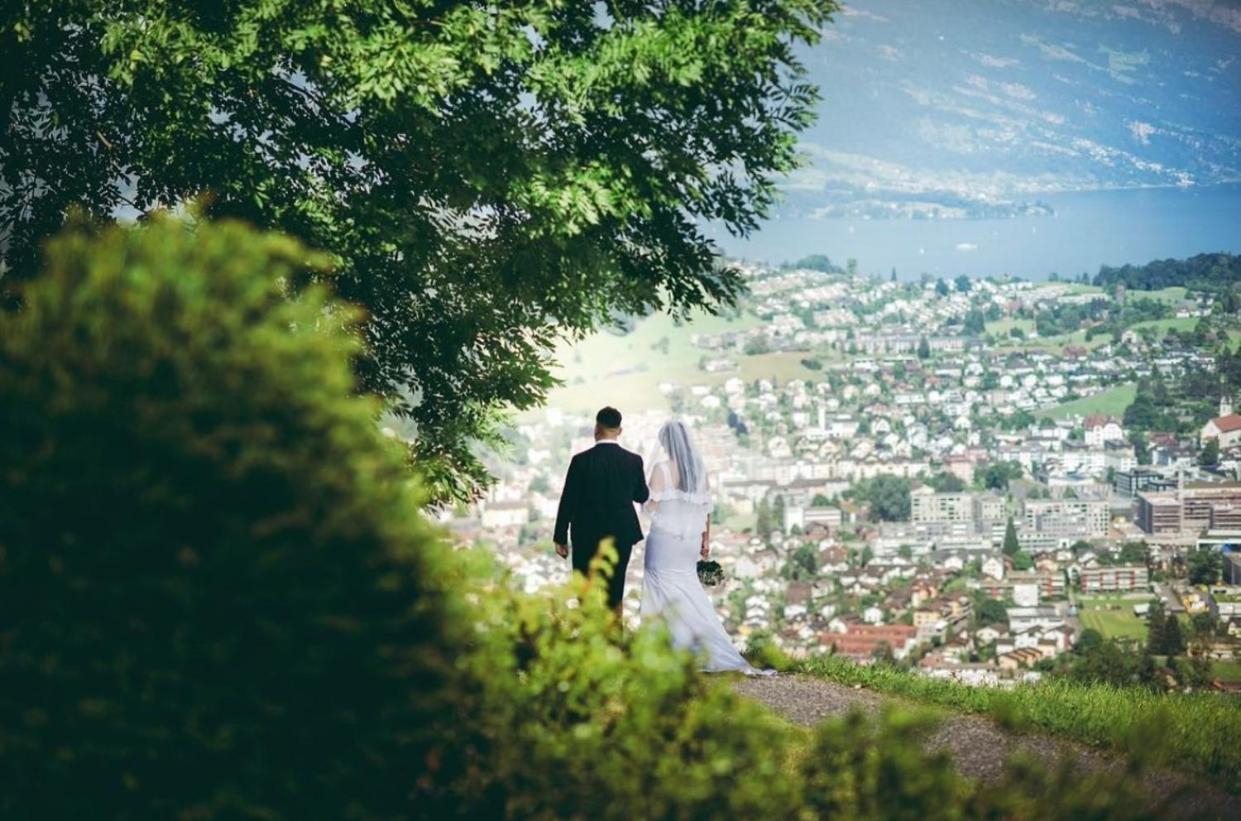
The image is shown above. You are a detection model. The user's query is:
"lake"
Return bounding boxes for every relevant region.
[712,183,1241,279]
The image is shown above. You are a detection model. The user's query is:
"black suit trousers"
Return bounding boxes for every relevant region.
[571,535,634,610]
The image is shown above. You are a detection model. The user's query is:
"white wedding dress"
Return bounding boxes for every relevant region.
[641,456,768,675]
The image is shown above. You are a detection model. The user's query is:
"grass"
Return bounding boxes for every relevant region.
[1130,286,1188,304]
[541,310,824,413]
[1128,317,1198,337]
[1039,382,1136,420]
[1211,660,1241,683]
[797,655,1241,788]
[984,318,1035,337]
[1079,608,1148,641]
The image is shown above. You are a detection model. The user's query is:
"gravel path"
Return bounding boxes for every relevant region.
[734,674,1240,820]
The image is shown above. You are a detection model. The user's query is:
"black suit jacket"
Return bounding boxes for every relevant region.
[553,442,649,550]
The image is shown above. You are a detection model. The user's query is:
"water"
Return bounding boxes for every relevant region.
[712,183,1241,279]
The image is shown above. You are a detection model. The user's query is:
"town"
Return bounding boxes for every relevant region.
[444,260,1241,690]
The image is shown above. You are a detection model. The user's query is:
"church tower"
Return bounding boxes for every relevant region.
[1222,394,1234,418]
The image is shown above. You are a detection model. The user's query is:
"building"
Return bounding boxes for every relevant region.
[1207,586,1241,622]
[1137,483,1241,535]
[911,488,973,524]
[1083,415,1125,448]
[1136,491,1183,534]
[820,624,919,662]
[1079,564,1149,593]
[1113,468,1177,498]
[1023,498,1109,540]
[1006,606,1066,633]
[1009,569,1066,600]
[1201,397,1241,449]
[910,488,1004,527]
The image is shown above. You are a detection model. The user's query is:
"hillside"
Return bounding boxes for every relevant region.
[736,673,1241,818]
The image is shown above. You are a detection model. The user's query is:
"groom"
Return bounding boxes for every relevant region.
[553,406,650,616]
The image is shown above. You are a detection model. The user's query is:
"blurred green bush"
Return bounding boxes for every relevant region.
[0,216,461,817]
[0,218,1151,818]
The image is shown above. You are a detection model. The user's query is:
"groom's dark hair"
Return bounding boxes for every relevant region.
[596,406,622,429]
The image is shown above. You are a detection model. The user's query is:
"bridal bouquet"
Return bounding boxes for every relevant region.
[696,559,724,586]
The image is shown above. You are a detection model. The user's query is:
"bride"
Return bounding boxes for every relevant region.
[641,420,773,676]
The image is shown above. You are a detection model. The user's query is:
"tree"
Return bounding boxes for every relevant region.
[917,336,931,359]
[0,218,459,816]
[1011,550,1033,571]
[792,254,841,273]
[955,275,971,293]
[772,494,787,532]
[1200,437,1220,467]
[1002,518,1021,556]
[1187,548,1223,585]
[1070,639,1156,688]
[1163,613,1185,658]
[1146,601,1167,655]
[978,461,1022,491]
[0,1,836,501]
[756,497,774,541]
[976,598,1008,627]
[963,308,987,336]
[856,476,911,522]
[784,543,819,581]
[1118,541,1149,565]
[929,472,966,493]
[1077,628,1104,652]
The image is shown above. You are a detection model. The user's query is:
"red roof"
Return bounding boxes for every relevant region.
[1210,413,1241,433]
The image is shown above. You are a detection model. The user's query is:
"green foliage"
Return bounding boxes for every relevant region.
[1002,517,1021,556]
[1187,547,1224,585]
[962,307,986,335]
[0,218,460,817]
[452,554,808,818]
[1146,600,1168,655]
[1094,252,1241,294]
[852,475,912,522]
[799,654,1241,790]
[1069,639,1156,688]
[789,253,843,273]
[1162,613,1185,658]
[978,461,1023,491]
[917,335,931,359]
[800,709,965,818]
[783,543,820,580]
[975,597,1009,627]
[928,472,966,493]
[1200,437,1220,467]
[743,631,797,673]
[1,0,838,501]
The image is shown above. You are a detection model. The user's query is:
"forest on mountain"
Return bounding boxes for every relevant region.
[1094,252,1241,296]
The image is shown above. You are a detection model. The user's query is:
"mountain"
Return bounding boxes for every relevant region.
[781,0,1241,220]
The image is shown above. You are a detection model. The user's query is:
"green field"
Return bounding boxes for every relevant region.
[1128,317,1198,337]
[1079,607,1149,640]
[1212,660,1241,683]
[540,310,829,413]
[1130,286,1188,304]
[1039,382,1136,420]
[985,318,1035,337]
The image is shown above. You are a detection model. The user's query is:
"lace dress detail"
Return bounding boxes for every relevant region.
[645,462,713,540]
